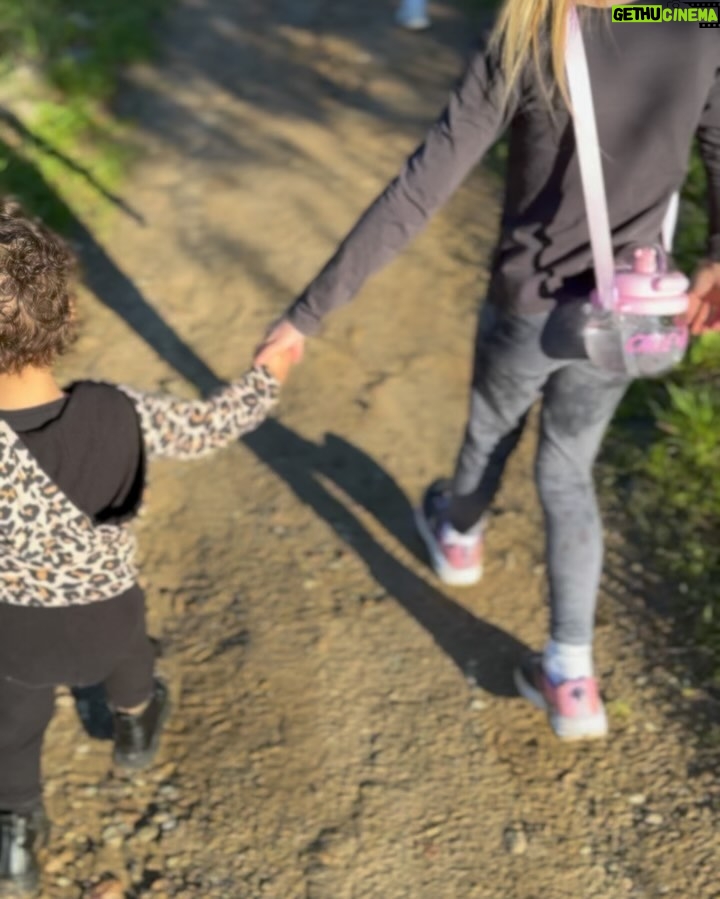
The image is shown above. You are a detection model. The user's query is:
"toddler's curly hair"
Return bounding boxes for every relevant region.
[0,199,77,374]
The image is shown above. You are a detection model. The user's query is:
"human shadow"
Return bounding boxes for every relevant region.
[243,420,528,696]
[69,419,528,740]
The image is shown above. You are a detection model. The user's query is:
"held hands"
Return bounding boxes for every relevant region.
[688,260,720,335]
[254,318,306,383]
[260,346,297,384]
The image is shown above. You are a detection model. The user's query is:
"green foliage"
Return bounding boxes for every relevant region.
[620,340,720,677]
[0,1,168,228]
[610,150,720,678]
[0,1,169,99]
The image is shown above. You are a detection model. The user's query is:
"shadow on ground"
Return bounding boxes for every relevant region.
[244,421,529,697]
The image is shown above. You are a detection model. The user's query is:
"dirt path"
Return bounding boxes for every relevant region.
[42,2,718,897]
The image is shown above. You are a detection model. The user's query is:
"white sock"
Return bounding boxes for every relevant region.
[442,522,482,544]
[543,640,593,683]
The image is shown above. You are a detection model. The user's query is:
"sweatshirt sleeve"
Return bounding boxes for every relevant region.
[118,366,279,461]
[696,65,720,262]
[286,38,515,336]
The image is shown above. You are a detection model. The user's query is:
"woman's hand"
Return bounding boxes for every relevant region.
[688,260,720,335]
[254,318,306,371]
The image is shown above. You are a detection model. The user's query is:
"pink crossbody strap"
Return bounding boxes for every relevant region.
[565,6,678,311]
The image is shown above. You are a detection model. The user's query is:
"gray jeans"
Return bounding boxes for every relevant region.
[450,303,630,646]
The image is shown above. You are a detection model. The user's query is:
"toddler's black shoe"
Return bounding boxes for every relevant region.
[113,679,170,770]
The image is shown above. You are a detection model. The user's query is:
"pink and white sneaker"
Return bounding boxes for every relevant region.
[514,655,608,741]
[415,480,483,587]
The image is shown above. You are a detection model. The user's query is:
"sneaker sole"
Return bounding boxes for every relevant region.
[513,667,608,742]
[113,689,172,771]
[414,508,483,587]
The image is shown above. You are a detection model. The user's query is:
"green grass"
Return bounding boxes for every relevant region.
[0,1,169,228]
[609,155,720,682]
[0,1,169,99]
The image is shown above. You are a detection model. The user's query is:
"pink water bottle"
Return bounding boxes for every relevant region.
[583,246,690,378]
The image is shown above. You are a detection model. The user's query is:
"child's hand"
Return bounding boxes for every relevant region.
[262,347,298,384]
[255,319,305,369]
[688,261,720,335]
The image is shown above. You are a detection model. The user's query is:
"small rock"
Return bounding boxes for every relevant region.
[645,813,664,826]
[134,825,160,845]
[102,825,121,840]
[470,698,487,711]
[210,719,232,735]
[86,879,125,899]
[153,762,177,783]
[503,824,528,855]
[580,846,593,857]
[159,785,180,800]
[627,794,646,806]
[622,877,635,891]
[46,850,75,874]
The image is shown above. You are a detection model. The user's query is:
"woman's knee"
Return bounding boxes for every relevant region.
[535,440,594,499]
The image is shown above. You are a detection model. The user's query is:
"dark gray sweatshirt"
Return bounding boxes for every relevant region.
[286,4,720,335]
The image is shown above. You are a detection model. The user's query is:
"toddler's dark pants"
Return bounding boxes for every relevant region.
[0,587,154,811]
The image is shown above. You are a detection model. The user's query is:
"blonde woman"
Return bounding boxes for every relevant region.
[256,0,720,740]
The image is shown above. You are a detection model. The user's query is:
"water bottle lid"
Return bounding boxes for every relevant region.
[633,247,658,274]
[653,272,689,293]
[613,264,689,314]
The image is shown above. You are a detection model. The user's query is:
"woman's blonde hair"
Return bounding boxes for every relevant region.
[490,0,575,108]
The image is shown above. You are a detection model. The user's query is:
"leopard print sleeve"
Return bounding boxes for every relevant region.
[118,366,279,461]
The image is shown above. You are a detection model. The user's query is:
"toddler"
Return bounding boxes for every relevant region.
[0,200,293,895]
